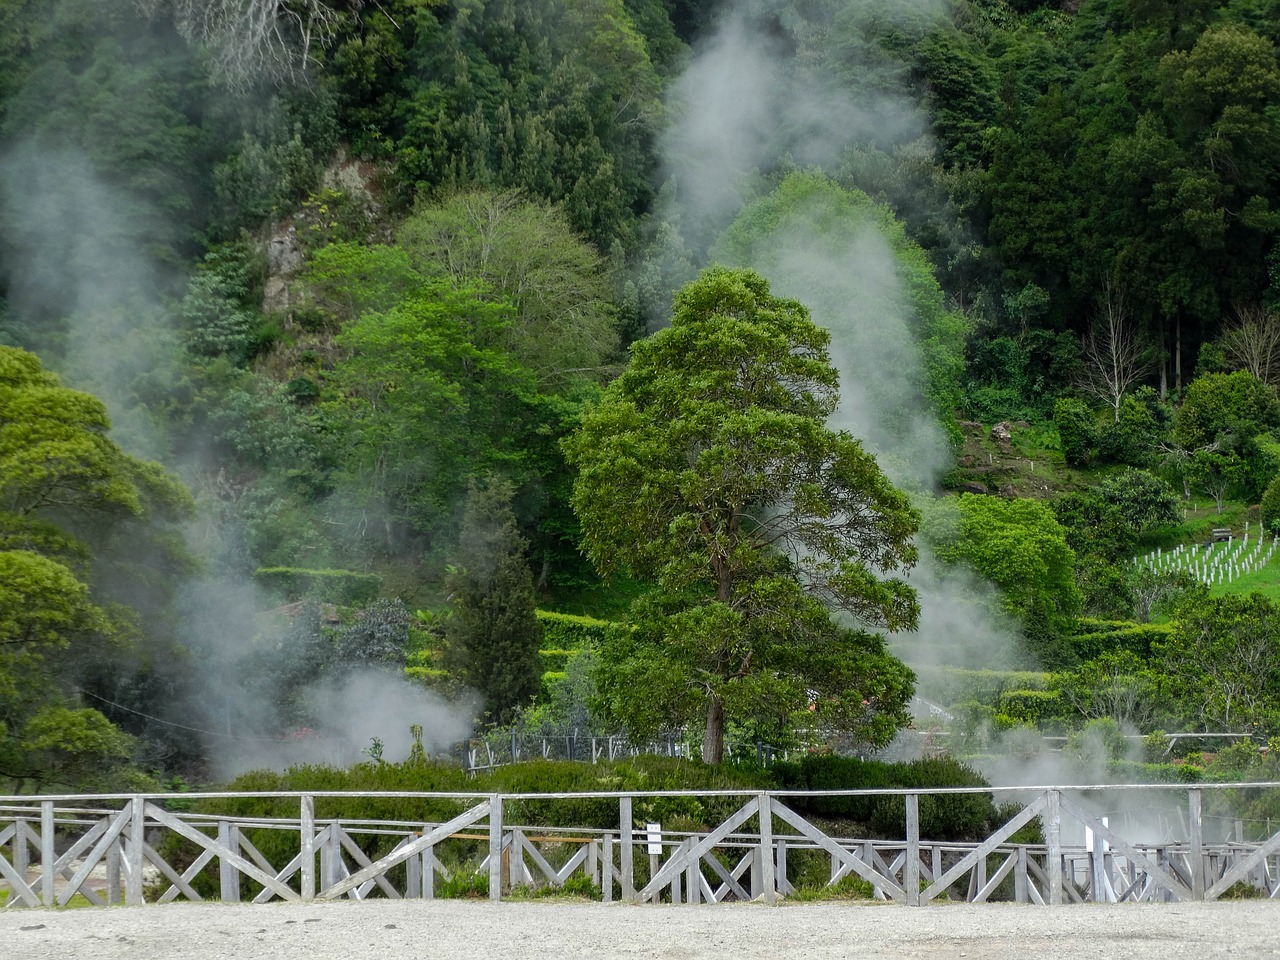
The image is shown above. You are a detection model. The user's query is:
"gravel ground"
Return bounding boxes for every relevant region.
[2,899,1278,960]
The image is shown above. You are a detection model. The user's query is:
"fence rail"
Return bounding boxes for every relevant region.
[3,784,1279,908]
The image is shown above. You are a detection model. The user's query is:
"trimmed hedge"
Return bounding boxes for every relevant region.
[996,689,1072,728]
[255,567,382,604]
[914,666,1053,707]
[537,648,582,673]
[535,610,614,650]
[771,754,1009,841]
[1066,620,1172,661]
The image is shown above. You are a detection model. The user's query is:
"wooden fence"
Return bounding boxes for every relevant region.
[3,784,1279,908]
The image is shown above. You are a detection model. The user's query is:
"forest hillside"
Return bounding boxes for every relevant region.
[3,0,1280,793]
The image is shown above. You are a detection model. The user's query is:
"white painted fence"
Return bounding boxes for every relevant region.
[3,784,1279,908]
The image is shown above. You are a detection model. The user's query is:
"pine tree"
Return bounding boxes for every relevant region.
[444,476,544,724]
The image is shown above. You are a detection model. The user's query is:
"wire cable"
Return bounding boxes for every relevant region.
[72,686,297,743]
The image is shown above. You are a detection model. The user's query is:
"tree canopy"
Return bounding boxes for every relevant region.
[0,345,191,791]
[565,267,918,762]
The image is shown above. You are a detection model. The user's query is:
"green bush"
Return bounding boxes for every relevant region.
[912,666,1053,706]
[1053,397,1098,466]
[996,689,1071,728]
[537,648,580,672]
[1261,473,1280,532]
[771,754,1000,841]
[1065,620,1172,661]
[535,611,614,650]
[254,567,382,604]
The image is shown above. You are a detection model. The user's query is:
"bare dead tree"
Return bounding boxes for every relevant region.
[1220,302,1280,387]
[1078,281,1153,422]
[139,1,345,93]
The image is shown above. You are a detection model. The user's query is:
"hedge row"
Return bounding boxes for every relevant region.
[914,666,1053,706]
[1067,620,1173,661]
[537,648,584,673]
[535,610,614,650]
[995,689,1073,728]
[772,754,1019,842]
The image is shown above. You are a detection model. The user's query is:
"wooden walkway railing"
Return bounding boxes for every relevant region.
[2,784,1279,908]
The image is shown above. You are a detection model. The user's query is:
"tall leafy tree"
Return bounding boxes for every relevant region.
[0,345,191,790]
[444,476,544,724]
[565,267,918,762]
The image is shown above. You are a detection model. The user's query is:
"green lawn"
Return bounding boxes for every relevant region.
[1209,553,1280,601]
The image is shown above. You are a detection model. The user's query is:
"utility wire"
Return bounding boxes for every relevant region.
[72,686,298,744]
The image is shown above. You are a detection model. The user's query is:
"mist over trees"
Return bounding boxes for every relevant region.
[4,0,1280,789]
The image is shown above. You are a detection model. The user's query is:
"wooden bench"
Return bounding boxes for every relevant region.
[1212,528,1232,542]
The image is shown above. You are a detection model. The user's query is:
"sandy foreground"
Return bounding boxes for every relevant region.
[2,899,1278,960]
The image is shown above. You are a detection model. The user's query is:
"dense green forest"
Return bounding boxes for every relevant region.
[4,0,1280,794]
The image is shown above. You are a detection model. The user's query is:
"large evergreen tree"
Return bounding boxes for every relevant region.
[444,476,544,724]
[565,267,918,763]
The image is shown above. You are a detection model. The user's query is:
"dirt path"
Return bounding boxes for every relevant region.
[2,899,1277,960]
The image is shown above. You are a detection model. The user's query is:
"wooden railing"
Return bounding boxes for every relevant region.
[2,784,1279,908]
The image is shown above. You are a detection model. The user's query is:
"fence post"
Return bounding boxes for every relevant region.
[1046,789,1062,906]
[620,795,635,899]
[300,795,315,900]
[106,840,122,906]
[489,794,504,901]
[603,834,614,903]
[905,792,920,907]
[126,796,145,906]
[1189,788,1205,900]
[12,818,28,887]
[219,820,241,903]
[759,794,776,904]
[41,800,54,907]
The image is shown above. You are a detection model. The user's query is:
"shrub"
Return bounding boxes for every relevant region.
[1065,619,1173,661]
[535,611,614,650]
[1053,397,1098,466]
[537,648,579,672]
[1261,473,1280,532]
[771,754,1000,841]
[996,689,1071,728]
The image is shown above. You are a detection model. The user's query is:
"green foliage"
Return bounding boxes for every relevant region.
[1098,469,1180,533]
[910,667,1053,707]
[535,610,613,650]
[444,476,544,724]
[1097,392,1168,466]
[1053,397,1098,466]
[334,599,411,666]
[0,345,192,791]
[1157,592,1280,731]
[1066,620,1173,661]
[995,689,1071,729]
[1052,493,1134,563]
[566,267,919,761]
[771,754,1002,841]
[933,494,1081,667]
[965,331,1081,423]
[787,874,874,901]
[1056,652,1171,730]
[1175,371,1280,451]
[397,190,622,390]
[710,172,969,441]
[253,567,382,605]
[1260,473,1280,531]
[372,0,665,249]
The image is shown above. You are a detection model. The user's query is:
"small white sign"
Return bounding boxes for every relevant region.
[645,822,662,855]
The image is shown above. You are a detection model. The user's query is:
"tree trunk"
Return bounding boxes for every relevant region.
[1175,312,1183,394]
[1160,328,1168,400]
[702,696,725,764]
